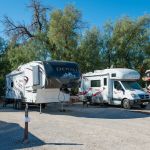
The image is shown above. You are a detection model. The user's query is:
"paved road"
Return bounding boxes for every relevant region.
[0,103,150,150]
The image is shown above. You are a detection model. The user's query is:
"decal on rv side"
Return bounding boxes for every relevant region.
[92,89,105,97]
[79,87,92,95]
[24,76,29,84]
[79,87,105,97]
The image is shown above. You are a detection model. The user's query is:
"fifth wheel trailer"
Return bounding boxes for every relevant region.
[79,68,150,109]
[5,61,80,107]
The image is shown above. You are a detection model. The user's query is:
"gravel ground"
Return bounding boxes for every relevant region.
[0,103,150,150]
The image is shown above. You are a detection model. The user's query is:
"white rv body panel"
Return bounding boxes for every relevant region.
[36,89,70,103]
[6,71,24,100]
[79,68,150,107]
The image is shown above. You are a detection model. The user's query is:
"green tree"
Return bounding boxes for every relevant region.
[48,5,83,60]
[101,21,114,68]
[112,15,150,69]
[76,27,102,73]
[0,38,10,96]
[101,15,150,70]
[7,39,50,70]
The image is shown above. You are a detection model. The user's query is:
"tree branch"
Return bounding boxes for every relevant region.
[2,16,34,40]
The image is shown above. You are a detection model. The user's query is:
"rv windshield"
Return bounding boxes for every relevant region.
[121,81,143,91]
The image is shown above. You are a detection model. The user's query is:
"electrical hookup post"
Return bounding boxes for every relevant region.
[23,103,30,143]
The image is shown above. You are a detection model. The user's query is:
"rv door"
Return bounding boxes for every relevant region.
[101,76,108,101]
[33,66,40,86]
[102,75,113,103]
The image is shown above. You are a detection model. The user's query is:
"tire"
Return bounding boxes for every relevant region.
[122,99,131,109]
[140,104,147,109]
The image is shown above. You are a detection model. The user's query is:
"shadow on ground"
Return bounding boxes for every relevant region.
[40,103,150,120]
[1,102,150,120]
[0,121,83,150]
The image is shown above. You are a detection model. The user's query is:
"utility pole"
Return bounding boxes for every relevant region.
[23,103,29,143]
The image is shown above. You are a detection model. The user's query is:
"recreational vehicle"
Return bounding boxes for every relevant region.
[5,61,80,107]
[79,68,150,109]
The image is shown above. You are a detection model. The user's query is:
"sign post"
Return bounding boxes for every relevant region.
[23,103,29,143]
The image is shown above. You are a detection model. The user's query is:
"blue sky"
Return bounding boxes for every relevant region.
[0,0,150,38]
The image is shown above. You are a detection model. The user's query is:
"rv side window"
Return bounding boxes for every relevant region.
[91,80,100,87]
[111,73,116,77]
[104,78,107,86]
[11,81,14,87]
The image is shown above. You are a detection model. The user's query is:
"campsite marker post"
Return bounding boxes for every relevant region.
[23,103,29,143]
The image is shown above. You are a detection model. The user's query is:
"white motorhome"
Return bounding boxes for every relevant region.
[5,61,80,107]
[79,68,150,109]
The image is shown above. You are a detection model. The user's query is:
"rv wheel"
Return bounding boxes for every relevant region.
[122,99,131,109]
